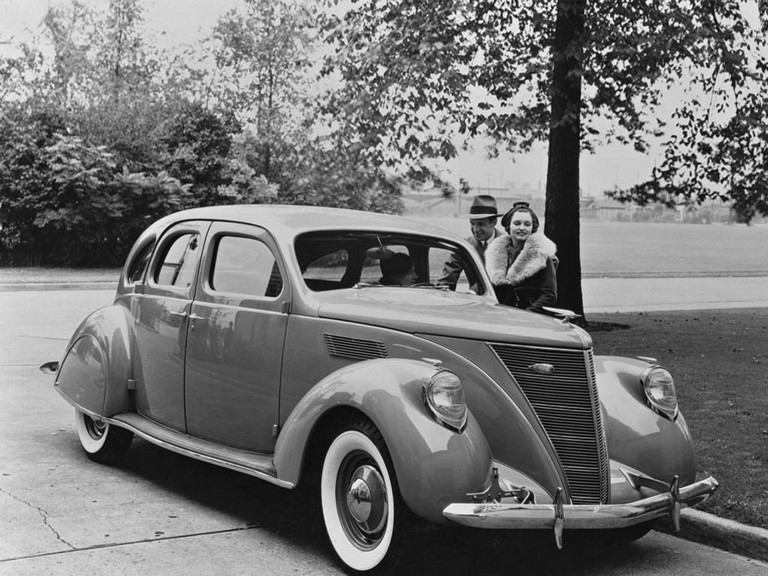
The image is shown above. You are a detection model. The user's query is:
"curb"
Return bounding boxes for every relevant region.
[659,509,768,563]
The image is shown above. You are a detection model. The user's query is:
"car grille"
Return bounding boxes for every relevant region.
[324,334,388,360]
[490,343,609,505]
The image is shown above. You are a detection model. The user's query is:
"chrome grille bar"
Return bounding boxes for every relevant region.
[490,344,609,505]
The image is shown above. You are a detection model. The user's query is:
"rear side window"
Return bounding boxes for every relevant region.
[155,233,200,288]
[127,242,154,284]
[210,235,283,298]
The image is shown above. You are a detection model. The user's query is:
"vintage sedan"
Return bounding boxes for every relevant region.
[44,205,717,572]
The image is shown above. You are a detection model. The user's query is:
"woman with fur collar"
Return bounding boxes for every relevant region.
[485,203,557,312]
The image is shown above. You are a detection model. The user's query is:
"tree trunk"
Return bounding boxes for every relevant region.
[544,0,586,317]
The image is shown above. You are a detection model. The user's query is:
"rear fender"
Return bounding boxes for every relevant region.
[55,305,135,417]
[274,358,493,523]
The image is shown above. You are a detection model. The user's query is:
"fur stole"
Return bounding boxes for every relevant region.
[486,233,557,286]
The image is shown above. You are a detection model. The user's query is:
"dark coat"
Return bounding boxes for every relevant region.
[437,228,503,290]
[485,233,558,312]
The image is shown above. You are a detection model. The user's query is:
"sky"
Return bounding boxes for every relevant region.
[0,0,683,197]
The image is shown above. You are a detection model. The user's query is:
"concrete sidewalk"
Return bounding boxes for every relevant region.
[582,276,768,313]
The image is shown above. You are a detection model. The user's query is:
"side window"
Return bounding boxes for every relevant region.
[127,242,154,284]
[210,235,282,298]
[155,233,200,288]
[303,250,349,283]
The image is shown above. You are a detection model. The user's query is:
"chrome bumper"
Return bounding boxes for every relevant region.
[443,475,718,532]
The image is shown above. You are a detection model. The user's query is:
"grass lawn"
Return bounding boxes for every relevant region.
[416,217,768,277]
[587,308,768,529]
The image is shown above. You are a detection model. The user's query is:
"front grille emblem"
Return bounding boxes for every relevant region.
[528,363,555,375]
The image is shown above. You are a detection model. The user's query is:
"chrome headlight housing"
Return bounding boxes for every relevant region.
[423,370,467,433]
[641,366,678,421]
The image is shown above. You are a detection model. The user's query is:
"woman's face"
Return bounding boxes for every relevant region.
[508,211,534,243]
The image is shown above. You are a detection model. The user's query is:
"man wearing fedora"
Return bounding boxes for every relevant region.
[437,194,503,290]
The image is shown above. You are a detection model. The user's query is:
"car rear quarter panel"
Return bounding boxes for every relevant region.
[55,305,135,418]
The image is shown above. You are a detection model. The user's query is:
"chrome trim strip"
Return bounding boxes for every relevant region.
[442,476,718,530]
[108,414,295,489]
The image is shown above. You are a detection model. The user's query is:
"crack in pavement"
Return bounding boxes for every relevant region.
[0,487,75,551]
[0,524,263,563]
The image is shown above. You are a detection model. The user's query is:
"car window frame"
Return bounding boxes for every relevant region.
[294,230,487,294]
[125,240,156,286]
[194,221,290,311]
[144,220,211,300]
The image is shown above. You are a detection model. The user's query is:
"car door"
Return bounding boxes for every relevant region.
[133,220,210,431]
[184,222,289,453]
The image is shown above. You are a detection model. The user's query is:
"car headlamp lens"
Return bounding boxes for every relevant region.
[641,367,678,420]
[424,370,467,433]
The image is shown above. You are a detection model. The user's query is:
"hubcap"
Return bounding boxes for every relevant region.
[345,464,387,535]
[85,416,107,440]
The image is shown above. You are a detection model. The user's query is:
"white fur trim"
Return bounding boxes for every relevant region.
[486,233,556,286]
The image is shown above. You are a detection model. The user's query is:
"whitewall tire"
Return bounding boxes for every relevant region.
[320,420,400,572]
[75,409,133,465]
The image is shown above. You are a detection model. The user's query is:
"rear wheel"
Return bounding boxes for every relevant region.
[75,409,133,465]
[320,419,402,572]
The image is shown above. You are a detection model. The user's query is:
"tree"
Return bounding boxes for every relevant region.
[0,1,252,265]
[196,0,405,212]
[320,0,768,315]
[207,0,314,179]
[0,107,191,266]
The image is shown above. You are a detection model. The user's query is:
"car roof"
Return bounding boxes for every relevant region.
[153,204,462,241]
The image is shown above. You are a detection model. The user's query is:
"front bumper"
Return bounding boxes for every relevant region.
[443,475,718,531]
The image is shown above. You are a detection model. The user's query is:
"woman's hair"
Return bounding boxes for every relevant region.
[501,202,539,233]
[379,252,413,284]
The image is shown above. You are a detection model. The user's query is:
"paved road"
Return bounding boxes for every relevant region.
[2,290,767,575]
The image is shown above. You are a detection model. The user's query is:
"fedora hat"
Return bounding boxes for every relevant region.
[467,195,500,219]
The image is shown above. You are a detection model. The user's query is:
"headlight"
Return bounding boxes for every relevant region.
[423,370,467,433]
[641,366,678,421]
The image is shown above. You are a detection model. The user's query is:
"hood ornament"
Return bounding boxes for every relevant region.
[528,363,555,375]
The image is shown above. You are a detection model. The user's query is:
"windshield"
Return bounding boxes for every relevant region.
[294,231,486,295]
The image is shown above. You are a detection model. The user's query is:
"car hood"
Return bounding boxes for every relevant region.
[315,288,590,350]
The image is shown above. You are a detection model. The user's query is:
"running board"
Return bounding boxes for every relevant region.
[109,413,294,489]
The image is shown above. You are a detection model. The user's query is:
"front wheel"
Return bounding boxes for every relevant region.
[75,410,133,465]
[320,420,402,572]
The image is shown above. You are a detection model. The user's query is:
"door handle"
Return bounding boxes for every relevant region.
[169,311,188,318]
[188,314,205,321]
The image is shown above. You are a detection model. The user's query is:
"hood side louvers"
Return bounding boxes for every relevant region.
[324,334,388,361]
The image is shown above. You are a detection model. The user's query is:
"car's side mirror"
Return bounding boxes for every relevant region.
[39,361,59,374]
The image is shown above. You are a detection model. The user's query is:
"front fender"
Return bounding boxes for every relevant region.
[595,355,696,491]
[55,305,134,418]
[274,358,493,523]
